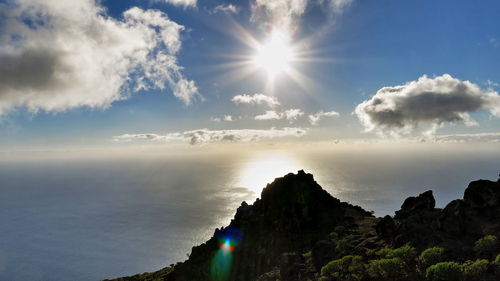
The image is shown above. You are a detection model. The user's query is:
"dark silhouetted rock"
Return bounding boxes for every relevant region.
[119,170,372,281]
[439,199,466,236]
[395,190,435,220]
[464,180,500,208]
[280,253,306,281]
[108,174,500,281]
[376,215,396,238]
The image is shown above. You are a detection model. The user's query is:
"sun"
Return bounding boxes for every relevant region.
[253,30,295,78]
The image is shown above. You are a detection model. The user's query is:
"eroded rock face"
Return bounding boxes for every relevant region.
[163,170,371,281]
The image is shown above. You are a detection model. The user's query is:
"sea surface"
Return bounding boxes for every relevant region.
[0,144,498,280]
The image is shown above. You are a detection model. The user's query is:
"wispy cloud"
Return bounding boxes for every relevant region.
[211,4,239,14]
[308,110,340,125]
[429,132,500,143]
[254,109,304,121]
[162,0,197,8]
[232,94,280,108]
[355,74,500,137]
[0,1,200,116]
[113,127,307,145]
[211,115,234,122]
[252,0,353,31]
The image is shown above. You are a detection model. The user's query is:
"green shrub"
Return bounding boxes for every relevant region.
[425,262,462,281]
[368,257,406,280]
[419,247,445,268]
[461,259,489,281]
[320,255,364,281]
[386,244,417,266]
[495,253,500,265]
[375,247,392,258]
[473,235,497,258]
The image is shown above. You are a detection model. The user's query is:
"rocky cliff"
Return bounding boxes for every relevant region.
[107,171,500,281]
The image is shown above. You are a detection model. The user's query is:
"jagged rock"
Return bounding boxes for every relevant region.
[311,240,337,270]
[145,170,371,281]
[464,180,500,208]
[395,190,435,220]
[108,175,500,281]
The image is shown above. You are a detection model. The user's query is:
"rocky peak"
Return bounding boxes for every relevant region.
[395,190,435,220]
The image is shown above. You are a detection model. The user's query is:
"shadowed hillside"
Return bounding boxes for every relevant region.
[106,171,500,281]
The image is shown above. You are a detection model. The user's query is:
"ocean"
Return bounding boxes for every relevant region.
[0,144,498,280]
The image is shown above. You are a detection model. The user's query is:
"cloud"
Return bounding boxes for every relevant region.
[254,109,304,121]
[0,0,199,116]
[232,94,280,107]
[113,127,307,145]
[212,4,239,14]
[163,0,197,8]
[255,110,281,120]
[308,110,340,125]
[211,115,233,122]
[329,0,353,14]
[282,108,305,120]
[355,74,500,136]
[252,0,353,31]
[430,132,500,143]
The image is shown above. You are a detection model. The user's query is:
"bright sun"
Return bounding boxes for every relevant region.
[253,30,294,78]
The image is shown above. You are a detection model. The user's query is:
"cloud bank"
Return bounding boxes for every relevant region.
[0,0,199,116]
[355,74,500,136]
[232,94,280,107]
[114,127,307,145]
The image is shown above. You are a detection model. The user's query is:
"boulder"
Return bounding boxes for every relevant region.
[464,180,500,209]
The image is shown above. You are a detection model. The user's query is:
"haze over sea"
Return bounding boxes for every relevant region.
[0,143,498,281]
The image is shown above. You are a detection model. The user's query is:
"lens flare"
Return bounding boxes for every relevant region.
[210,227,243,281]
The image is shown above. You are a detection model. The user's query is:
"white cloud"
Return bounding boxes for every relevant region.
[252,0,353,31]
[113,127,307,145]
[308,110,340,125]
[163,0,197,8]
[328,0,353,14]
[282,108,304,120]
[254,108,304,121]
[211,115,233,122]
[0,0,199,116]
[255,110,281,120]
[232,93,280,107]
[355,74,500,136]
[212,4,239,14]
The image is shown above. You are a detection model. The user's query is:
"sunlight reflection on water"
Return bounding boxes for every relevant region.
[236,151,305,194]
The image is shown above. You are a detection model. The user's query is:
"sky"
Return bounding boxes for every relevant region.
[1,0,500,149]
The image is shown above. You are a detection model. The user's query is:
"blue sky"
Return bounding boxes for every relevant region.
[1,0,500,148]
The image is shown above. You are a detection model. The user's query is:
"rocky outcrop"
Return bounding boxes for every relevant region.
[375,179,500,253]
[126,170,372,281]
[108,174,500,281]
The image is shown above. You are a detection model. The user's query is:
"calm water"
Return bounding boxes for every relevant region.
[0,145,498,280]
